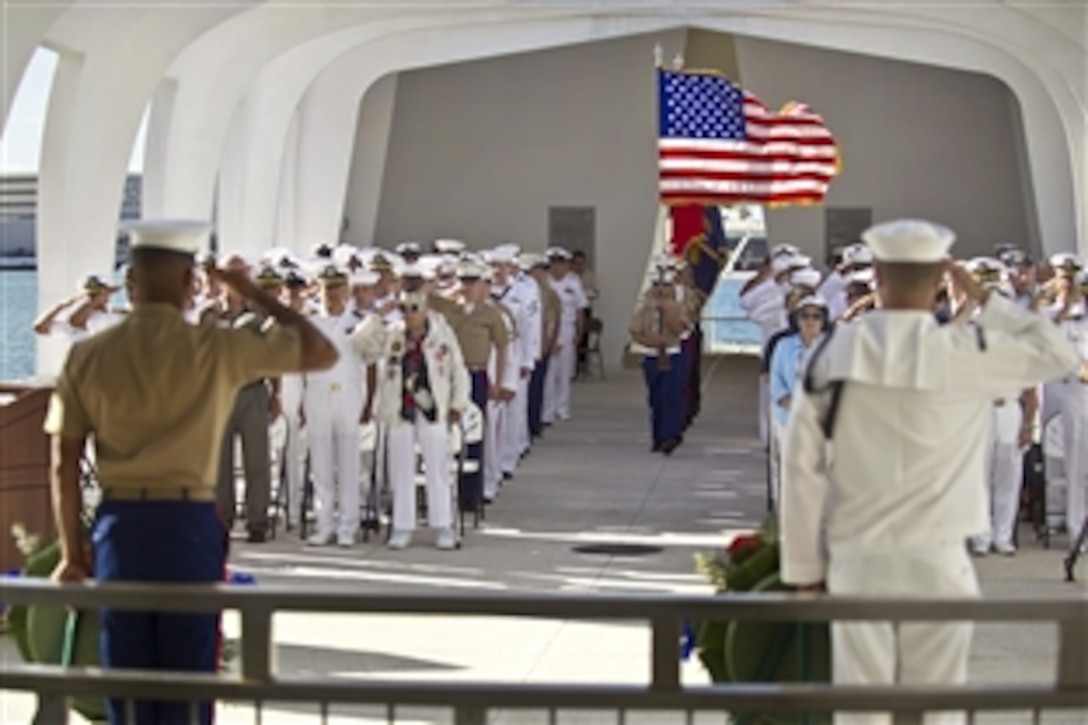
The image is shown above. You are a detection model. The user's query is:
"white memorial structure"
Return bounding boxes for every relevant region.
[2,1,1085,375]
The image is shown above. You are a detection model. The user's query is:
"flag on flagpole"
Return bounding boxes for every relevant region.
[668,204,728,295]
[657,68,840,206]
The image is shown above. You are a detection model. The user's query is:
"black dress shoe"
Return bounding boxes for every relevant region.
[651,441,663,452]
[660,438,681,456]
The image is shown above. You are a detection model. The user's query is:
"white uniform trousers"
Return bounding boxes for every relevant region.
[517,374,532,457]
[971,402,1024,549]
[484,398,506,499]
[304,383,362,540]
[1062,383,1088,534]
[281,375,305,525]
[545,337,576,422]
[503,378,530,473]
[758,375,770,448]
[387,412,452,533]
[768,416,785,508]
[829,542,978,725]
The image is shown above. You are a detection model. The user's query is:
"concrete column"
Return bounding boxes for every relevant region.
[0,2,73,134]
[301,73,399,252]
[292,15,681,256]
[275,110,301,250]
[141,78,179,218]
[32,5,249,377]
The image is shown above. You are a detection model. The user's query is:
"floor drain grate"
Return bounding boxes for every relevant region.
[571,543,663,556]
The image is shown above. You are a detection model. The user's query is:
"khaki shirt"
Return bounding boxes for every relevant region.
[43,303,302,496]
[630,299,684,353]
[436,298,509,370]
[539,281,561,343]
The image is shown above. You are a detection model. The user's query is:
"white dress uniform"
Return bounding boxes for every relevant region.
[1059,303,1088,535]
[303,310,367,546]
[780,220,1079,725]
[740,268,792,447]
[484,302,519,500]
[355,308,471,548]
[495,273,540,472]
[969,388,1025,554]
[512,270,542,458]
[544,272,589,422]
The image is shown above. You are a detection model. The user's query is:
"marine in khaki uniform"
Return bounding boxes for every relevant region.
[526,254,561,439]
[44,221,337,725]
[213,256,276,542]
[629,268,689,455]
[431,257,509,510]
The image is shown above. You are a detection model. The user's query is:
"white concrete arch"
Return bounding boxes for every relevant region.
[291,12,687,254]
[141,5,414,219]
[32,3,251,376]
[0,1,74,135]
[688,8,1082,256]
[214,7,597,259]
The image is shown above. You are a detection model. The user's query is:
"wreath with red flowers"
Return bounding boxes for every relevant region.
[692,517,831,724]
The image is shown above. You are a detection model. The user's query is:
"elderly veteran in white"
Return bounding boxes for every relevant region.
[354,287,470,549]
[780,219,1078,725]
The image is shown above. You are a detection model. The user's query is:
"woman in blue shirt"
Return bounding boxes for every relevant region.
[768,295,831,504]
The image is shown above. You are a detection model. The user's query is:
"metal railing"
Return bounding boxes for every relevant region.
[1,580,1086,724]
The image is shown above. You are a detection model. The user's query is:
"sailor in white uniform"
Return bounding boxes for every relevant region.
[34,274,124,342]
[303,264,371,547]
[1053,267,1088,539]
[780,219,1078,725]
[543,247,589,423]
[961,258,1039,557]
[489,244,541,473]
[740,249,811,446]
[277,269,312,529]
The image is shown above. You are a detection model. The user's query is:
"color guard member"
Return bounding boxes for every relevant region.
[629,267,688,454]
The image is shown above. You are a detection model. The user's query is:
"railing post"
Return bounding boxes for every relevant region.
[453,705,487,725]
[32,693,69,725]
[651,617,681,691]
[240,604,274,683]
[1057,615,1088,689]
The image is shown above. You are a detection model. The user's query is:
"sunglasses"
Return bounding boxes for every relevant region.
[400,303,423,313]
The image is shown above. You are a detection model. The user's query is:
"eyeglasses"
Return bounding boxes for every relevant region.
[798,312,824,321]
[400,304,423,313]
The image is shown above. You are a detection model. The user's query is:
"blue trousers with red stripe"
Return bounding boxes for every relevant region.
[93,500,226,725]
[642,354,684,448]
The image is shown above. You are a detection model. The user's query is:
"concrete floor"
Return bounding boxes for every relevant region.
[2,356,1085,723]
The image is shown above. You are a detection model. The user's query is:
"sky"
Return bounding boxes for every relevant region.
[1,47,148,173]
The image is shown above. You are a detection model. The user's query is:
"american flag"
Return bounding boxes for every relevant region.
[657,69,839,206]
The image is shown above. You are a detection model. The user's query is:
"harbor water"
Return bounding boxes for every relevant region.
[0,269,760,382]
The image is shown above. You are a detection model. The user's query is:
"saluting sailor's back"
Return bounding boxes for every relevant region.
[779,219,1079,724]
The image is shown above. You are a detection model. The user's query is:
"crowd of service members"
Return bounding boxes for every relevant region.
[740,241,1088,556]
[33,240,600,550]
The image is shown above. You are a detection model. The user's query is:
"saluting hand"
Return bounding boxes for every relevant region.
[944,259,988,304]
[208,265,260,300]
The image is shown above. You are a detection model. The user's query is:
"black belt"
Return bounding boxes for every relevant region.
[101,486,216,503]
